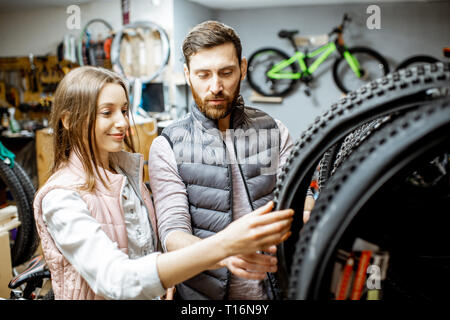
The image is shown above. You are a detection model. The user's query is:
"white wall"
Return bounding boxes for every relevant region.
[1,0,449,139]
[0,1,118,57]
[0,0,176,108]
[215,1,450,139]
[172,0,215,114]
[0,0,175,57]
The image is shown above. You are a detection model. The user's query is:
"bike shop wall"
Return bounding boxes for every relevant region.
[1,0,448,141]
[208,1,450,139]
[0,0,178,113]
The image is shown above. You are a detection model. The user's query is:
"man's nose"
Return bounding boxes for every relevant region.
[210,76,223,95]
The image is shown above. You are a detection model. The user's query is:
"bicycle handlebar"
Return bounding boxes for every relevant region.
[328,13,351,36]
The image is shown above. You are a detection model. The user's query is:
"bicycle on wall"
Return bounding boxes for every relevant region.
[247,13,390,97]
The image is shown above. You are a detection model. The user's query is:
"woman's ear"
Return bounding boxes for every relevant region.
[61,112,70,130]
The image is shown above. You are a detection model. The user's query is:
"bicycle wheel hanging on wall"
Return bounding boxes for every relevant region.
[332,47,390,93]
[110,20,170,84]
[77,19,114,68]
[247,48,298,97]
[110,20,170,115]
[395,55,440,72]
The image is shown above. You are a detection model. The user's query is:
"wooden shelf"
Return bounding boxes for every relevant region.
[250,91,283,104]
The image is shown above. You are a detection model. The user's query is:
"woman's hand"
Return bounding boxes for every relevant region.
[218,201,294,257]
[156,201,293,290]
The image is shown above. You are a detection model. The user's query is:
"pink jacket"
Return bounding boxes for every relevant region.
[33,151,158,299]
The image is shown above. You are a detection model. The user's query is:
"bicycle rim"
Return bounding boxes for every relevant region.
[289,100,450,299]
[247,48,297,97]
[77,19,113,67]
[333,47,390,93]
[110,21,170,83]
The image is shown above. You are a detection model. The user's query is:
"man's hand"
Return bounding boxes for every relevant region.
[303,196,315,223]
[213,245,278,280]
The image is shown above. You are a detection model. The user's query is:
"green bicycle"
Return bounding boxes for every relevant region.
[247,14,390,97]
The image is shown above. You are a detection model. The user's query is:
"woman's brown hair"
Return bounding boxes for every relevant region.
[50,66,135,191]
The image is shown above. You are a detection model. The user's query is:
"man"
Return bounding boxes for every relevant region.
[148,21,293,300]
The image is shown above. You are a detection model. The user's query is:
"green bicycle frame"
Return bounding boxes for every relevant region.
[266,42,362,80]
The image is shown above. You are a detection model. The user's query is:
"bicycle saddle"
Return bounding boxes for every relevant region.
[9,255,51,289]
[278,30,299,39]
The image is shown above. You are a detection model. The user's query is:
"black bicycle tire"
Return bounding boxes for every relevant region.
[11,163,39,261]
[247,47,298,97]
[317,117,389,192]
[332,46,390,93]
[288,99,450,299]
[395,55,440,72]
[273,62,450,296]
[0,161,34,267]
[318,143,340,192]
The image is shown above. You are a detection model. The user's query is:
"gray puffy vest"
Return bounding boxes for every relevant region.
[162,98,282,300]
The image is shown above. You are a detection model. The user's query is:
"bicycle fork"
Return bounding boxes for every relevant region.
[342,49,363,78]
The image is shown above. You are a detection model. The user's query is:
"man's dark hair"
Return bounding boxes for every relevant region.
[182,20,242,69]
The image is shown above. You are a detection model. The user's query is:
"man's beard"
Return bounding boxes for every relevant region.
[192,82,241,120]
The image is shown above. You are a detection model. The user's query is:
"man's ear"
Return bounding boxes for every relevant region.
[240,57,247,81]
[183,63,191,87]
[61,112,70,130]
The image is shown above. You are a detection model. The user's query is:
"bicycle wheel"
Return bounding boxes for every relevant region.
[247,48,298,97]
[288,100,450,299]
[333,47,390,94]
[11,163,39,262]
[0,160,36,267]
[273,62,450,296]
[77,19,114,67]
[110,20,170,83]
[395,55,440,72]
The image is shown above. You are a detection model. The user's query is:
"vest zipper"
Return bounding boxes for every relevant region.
[232,135,278,300]
[232,137,255,211]
[222,137,233,299]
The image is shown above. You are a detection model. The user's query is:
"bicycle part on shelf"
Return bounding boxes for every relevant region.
[395,55,440,71]
[272,63,450,297]
[77,19,114,67]
[247,47,298,97]
[333,47,390,93]
[110,20,170,84]
[289,100,450,299]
